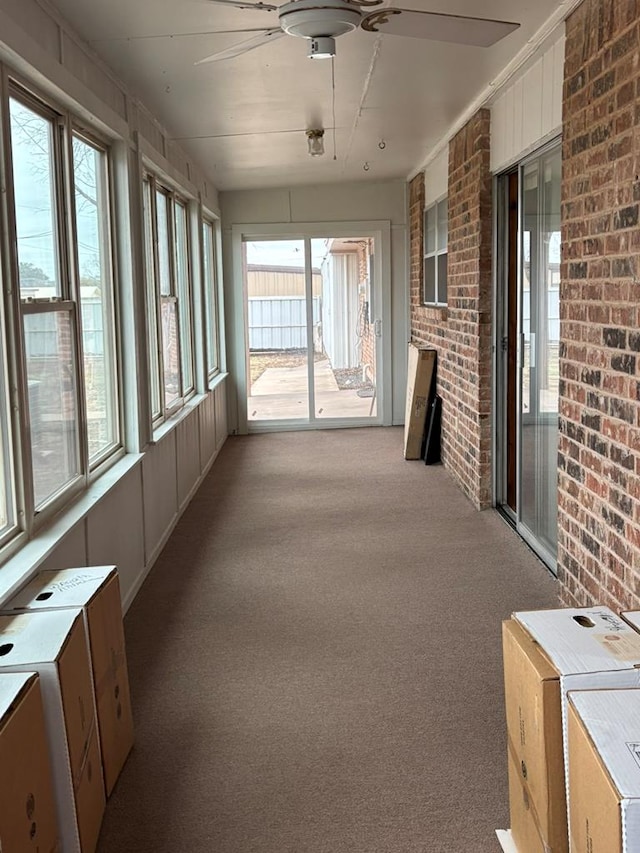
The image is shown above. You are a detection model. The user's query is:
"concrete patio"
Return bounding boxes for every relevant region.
[248,359,376,421]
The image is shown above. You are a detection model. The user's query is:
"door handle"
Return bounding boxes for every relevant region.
[374,319,382,337]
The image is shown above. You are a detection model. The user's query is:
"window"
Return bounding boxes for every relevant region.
[72,133,120,466]
[7,86,121,524]
[202,218,221,379]
[143,175,195,421]
[423,197,448,305]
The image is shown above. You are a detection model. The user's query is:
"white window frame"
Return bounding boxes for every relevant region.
[202,216,222,382]
[423,196,448,306]
[142,171,196,426]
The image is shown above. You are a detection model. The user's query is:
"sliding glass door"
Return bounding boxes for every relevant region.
[496,143,561,569]
[243,233,382,429]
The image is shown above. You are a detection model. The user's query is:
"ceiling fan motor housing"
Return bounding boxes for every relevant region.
[278,0,362,38]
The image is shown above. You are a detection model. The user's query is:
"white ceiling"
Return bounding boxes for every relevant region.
[49,0,563,191]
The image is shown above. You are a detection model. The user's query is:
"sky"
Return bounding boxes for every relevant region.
[245,239,329,268]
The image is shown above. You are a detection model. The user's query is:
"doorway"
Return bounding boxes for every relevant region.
[495,143,561,570]
[242,232,384,429]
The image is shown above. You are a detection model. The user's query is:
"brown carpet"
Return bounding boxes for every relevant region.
[97,427,558,853]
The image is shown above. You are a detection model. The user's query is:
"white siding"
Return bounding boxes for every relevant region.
[491,28,565,173]
[424,148,448,207]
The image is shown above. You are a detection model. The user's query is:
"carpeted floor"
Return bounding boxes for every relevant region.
[97,427,559,853]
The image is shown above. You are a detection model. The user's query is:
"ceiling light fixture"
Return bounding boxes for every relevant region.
[306,129,325,156]
[308,36,336,58]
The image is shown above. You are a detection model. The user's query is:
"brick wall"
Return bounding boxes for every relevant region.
[409,109,493,509]
[559,0,640,608]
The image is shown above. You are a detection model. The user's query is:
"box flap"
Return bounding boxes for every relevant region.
[515,608,640,674]
[569,690,640,799]
[5,567,116,611]
[0,672,37,722]
[0,610,83,664]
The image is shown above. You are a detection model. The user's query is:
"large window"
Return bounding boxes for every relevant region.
[423,197,448,306]
[202,218,221,380]
[72,133,120,466]
[143,175,195,421]
[7,87,121,523]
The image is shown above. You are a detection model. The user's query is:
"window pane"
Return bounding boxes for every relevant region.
[73,136,119,463]
[174,202,193,393]
[24,309,80,508]
[437,199,448,252]
[161,298,180,410]
[424,256,435,303]
[424,207,436,254]
[156,191,171,296]
[10,99,61,298]
[437,253,448,304]
[203,221,219,376]
[143,182,162,419]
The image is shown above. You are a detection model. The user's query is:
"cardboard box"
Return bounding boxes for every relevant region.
[568,689,640,852]
[4,567,134,795]
[503,607,640,853]
[403,344,436,459]
[503,618,568,853]
[0,610,106,853]
[0,672,59,853]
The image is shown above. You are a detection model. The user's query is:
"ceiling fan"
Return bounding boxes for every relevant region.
[195,0,520,63]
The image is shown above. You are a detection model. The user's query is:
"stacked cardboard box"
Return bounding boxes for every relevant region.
[502,607,640,853]
[0,609,105,853]
[0,672,60,852]
[567,688,640,853]
[3,566,134,796]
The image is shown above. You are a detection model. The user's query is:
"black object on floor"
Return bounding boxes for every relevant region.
[424,394,442,465]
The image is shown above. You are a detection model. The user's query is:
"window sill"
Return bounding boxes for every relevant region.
[0,452,143,607]
[149,378,228,445]
[150,392,208,444]
[208,371,228,392]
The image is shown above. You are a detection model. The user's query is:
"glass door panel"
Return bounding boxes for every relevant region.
[311,237,377,420]
[519,147,561,557]
[245,239,309,421]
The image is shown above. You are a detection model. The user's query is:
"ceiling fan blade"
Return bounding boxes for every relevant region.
[361,9,519,47]
[195,28,284,62]
[206,0,279,10]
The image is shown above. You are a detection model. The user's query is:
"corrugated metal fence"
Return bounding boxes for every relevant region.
[249,296,321,351]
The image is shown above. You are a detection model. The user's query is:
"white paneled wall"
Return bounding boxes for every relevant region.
[215,383,228,451]
[39,523,89,572]
[18,390,227,612]
[199,388,217,468]
[491,31,564,173]
[86,467,146,607]
[177,409,203,511]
